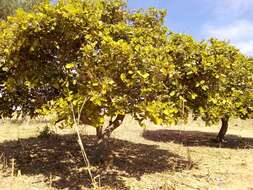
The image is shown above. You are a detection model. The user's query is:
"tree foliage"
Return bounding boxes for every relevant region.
[0,0,45,20]
[0,0,178,138]
[167,33,253,141]
[0,0,253,143]
[167,34,252,123]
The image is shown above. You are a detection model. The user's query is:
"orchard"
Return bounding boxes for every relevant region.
[0,0,253,164]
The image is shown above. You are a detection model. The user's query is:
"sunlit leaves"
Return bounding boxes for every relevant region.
[0,0,177,128]
[1,0,252,132]
[167,33,253,124]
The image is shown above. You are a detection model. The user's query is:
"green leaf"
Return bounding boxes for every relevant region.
[169,91,176,97]
[191,93,197,100]
[66,63,75,69]
[137,71,149,79]
[120,73,126,82]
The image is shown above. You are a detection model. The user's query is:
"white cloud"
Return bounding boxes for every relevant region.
[203,20,253,41]
[202,20,253,56]
[200,0,253,55]
[236,41,253,56]
[213,0,253,17]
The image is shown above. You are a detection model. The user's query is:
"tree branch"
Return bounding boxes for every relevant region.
[102,114,125,138]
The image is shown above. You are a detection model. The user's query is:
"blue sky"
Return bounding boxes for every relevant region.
[128,0,253,56]
[50,0,253,55]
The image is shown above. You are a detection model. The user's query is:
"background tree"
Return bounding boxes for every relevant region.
[204,39,253,141]
[0,0,45,20]
[0,0,56,120]
[167,33,253,142]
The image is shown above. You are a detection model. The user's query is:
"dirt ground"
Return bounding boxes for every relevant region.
[0,116,253,190]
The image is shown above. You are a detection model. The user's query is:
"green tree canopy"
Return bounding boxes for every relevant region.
[0,0,179,138]
[167,33,253,141]
[1,0,253,144]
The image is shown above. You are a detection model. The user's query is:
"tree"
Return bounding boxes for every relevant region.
[167,33,253,142]
[0,0,179,162]
[202,39,253,141]
[0,0,45,20]
[0,0,50,120]
[1,0,252,163]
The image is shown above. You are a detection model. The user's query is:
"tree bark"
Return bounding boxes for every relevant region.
[216,115,229,142]
[102,114,125,138]
[96,126,103,139]
[94,114,125,166]
[93,136,110,164]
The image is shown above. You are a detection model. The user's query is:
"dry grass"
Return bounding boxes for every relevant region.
[0,116,253,190]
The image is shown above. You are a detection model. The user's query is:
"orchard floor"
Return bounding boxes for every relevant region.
[0,116,253,190]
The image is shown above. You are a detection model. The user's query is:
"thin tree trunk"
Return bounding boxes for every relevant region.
[93,136,110,165]
[96,126,103,139]
[216,115,229,142]
[102,114,125,138]
[94,115,125,166]
[94,126,104,164]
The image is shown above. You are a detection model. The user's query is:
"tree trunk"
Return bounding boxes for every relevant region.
[93,136,110,165]
[93,115,125,167]
[96,126,103,139]
[216,115,229,142]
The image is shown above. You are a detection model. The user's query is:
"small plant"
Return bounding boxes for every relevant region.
[38,125,55,139]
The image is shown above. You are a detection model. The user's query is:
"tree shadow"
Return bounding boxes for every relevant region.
[0,134,191,189]
[142,129,253,149]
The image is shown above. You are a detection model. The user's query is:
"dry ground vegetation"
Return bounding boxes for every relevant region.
[0,115,253,190]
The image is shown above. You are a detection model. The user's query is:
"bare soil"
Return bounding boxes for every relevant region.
[0,116,253,190]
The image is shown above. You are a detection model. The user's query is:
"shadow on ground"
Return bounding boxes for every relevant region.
[143,129,253,149]
[0,134,191,190]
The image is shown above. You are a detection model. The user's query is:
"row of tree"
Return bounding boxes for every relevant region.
[0,0,253,152]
